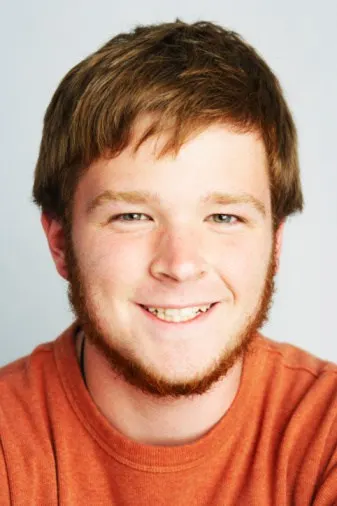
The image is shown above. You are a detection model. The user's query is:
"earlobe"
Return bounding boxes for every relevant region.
[41,213,69,280]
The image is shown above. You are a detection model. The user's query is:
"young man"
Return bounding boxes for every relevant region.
[1,20,336,505]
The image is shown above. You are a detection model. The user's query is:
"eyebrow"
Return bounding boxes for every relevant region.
[87,190,266,217]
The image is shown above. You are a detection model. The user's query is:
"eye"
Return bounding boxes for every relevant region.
[107,213,243,225]
[108,213,150,223]
[209,214,243,225]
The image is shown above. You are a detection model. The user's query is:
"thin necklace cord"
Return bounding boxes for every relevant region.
[80,335,87,388]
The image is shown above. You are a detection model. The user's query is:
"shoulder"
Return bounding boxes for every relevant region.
[0,340,54,384]
[256,334,337,485]
[251,333,337,446]
[0,323,79,425]
[0,322,79,400]
[247,334,337,499]
[0,323,79,441]
[0,339,56,416]
[254,333,337,417]
[255,332,337,379]
[0,332,63,442]
[0,338,56,502]
[0,324,79,500]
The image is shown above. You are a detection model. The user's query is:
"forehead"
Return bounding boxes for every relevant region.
[76,122,270,213]
[129,115,266,160]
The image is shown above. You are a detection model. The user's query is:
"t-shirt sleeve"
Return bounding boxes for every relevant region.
[0,437,10,505]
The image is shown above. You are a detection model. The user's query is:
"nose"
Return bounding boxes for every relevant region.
[149,226,209,283]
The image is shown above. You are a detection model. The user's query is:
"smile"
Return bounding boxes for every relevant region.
[138,302,218,325]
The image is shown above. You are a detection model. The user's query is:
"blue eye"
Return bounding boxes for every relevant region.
[210,214,241,224]
[108,213,243,225]
[109,213,148,222]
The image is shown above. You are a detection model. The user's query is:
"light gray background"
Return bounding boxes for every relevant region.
[1,0,336,367]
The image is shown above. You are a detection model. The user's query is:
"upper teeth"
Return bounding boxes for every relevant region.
[146,304,212,316]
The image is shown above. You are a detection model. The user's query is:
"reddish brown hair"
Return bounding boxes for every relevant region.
[32,20,304,231]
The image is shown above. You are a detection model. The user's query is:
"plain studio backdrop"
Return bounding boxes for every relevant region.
[0,0,336,367]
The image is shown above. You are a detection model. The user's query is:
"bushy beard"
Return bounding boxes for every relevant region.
[65,233,278,399]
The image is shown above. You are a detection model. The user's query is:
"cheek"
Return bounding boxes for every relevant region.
[217,236,272,299]
[76,234,145,293]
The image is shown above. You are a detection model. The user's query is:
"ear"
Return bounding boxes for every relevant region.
[274,220,285,274]
[41,212,69,280]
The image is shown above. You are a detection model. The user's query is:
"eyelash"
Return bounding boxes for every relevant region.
[107,213,244,225]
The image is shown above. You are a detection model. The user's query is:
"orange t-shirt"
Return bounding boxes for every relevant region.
[1,323,337,505]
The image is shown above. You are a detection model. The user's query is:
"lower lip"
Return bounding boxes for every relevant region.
[138,303,218,327]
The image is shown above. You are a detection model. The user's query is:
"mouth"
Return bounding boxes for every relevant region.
[137,302,219,326]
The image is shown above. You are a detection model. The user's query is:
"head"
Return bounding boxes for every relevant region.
[34,20,304,399]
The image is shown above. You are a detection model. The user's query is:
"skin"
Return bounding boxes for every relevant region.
[42,121,284,446]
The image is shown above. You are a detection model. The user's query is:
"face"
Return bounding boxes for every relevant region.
[61,122,283,399]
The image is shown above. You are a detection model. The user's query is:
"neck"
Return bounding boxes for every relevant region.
[76,334,243,446]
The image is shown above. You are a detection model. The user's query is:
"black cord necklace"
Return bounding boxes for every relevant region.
[80,335,87,387]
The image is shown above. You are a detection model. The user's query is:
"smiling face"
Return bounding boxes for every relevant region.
[63,121,283,398]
